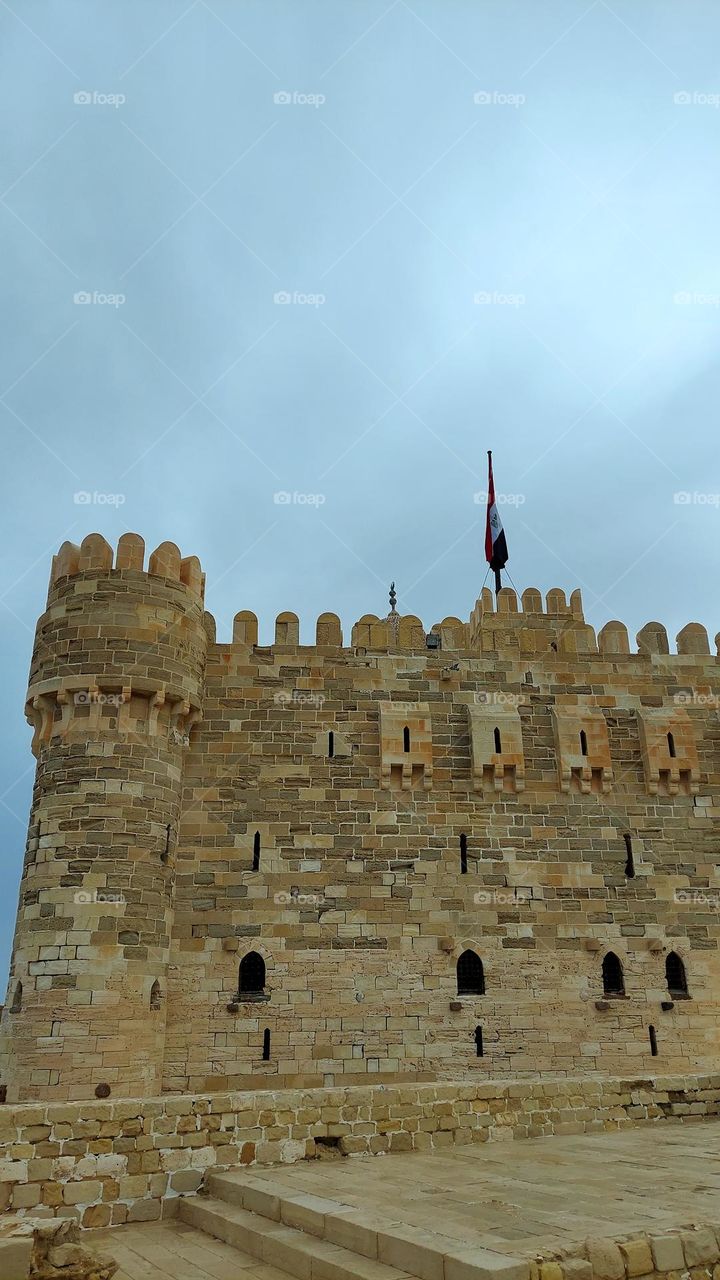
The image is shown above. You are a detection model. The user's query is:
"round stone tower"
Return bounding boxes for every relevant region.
[0,533,207,1102]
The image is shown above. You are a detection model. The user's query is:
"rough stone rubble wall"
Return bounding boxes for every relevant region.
[0,1074,718,1226]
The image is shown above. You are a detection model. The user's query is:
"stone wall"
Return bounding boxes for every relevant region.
[169,589,720,1090]
[1,533,718,1102]
[539,1227,720,1280]
[0,1074,718,1227]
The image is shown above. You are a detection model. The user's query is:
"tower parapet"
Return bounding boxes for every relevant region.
[1,533,207,1102]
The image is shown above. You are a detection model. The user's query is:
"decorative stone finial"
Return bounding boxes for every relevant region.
[389,582,397,614]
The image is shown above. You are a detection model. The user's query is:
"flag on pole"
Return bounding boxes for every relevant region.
[484,451,508,572]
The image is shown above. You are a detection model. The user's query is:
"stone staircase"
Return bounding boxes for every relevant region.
[177,1167,528,1280]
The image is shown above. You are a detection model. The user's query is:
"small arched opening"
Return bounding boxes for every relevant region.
[457,950,485,996]
[493,726,502,754]
[403,725,411,753]
[666,951,688,998]
[580,729,588,757]
[602,951,625,997]
[239,951,266,997]
[150,980,162,1011]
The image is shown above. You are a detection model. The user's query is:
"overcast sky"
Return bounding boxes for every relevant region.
[1,0,719,982]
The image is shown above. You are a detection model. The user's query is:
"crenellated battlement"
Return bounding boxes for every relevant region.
[221,589,717,658]
[42,536,718,657]
[48,531,204,601]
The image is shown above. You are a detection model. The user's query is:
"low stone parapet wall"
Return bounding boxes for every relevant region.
[0,1073,718,1229]
[539,1225,720,1280]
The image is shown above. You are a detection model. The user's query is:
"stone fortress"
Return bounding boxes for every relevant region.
[1,530,719,1106]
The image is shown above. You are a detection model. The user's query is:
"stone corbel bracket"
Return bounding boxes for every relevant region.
[637,706,700,796]
[379,702,433,790]
[552,705,613,795]
[25,679,202,756]
[467,700,525,795]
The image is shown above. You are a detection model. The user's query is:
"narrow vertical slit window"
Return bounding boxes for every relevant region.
[493,726,502,754]
[624,833,635,878]
[580,729,588,757]
[667,731,676,758]
[403,725,411,753]
[474,1025,483,1057]
[460,833,468,875]
[328,731,334,758]
[649,1024,658,1056]
[262,1028,271,1061]
[252,831,261,872]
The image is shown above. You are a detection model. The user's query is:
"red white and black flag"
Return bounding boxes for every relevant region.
[484,451,508,573]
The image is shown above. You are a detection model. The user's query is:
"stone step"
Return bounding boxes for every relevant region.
[177,1194,423,1280]
[202,1169,530,1280]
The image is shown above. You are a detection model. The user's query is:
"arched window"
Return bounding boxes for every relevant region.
[403,725,411,753]
[666,951,688,997]
[580,729,588,757]
[150,979,162,1010]
[493,727,502,754]
[239,951,266,996]
[10,982,22,1013]
[252,831,261,872]
[262,1028,271,1061]
[667,731,676,758]
[602,951,624,996]
[457,950,485,996]
[460,833,468,875]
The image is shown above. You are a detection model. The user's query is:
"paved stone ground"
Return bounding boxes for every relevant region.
[94,1121,720,1274]
[243,1121,720,1256]
[93,1219,290,1280]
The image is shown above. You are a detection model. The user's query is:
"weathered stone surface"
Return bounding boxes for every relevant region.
[682,1229,719,1267]
[585,1237,625,1280]
[619,1239,654,1277]
[650,1235,686,1271]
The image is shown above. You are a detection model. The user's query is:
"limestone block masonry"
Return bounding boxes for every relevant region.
[0,1074,718,1225]
[0,533,718,1103]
